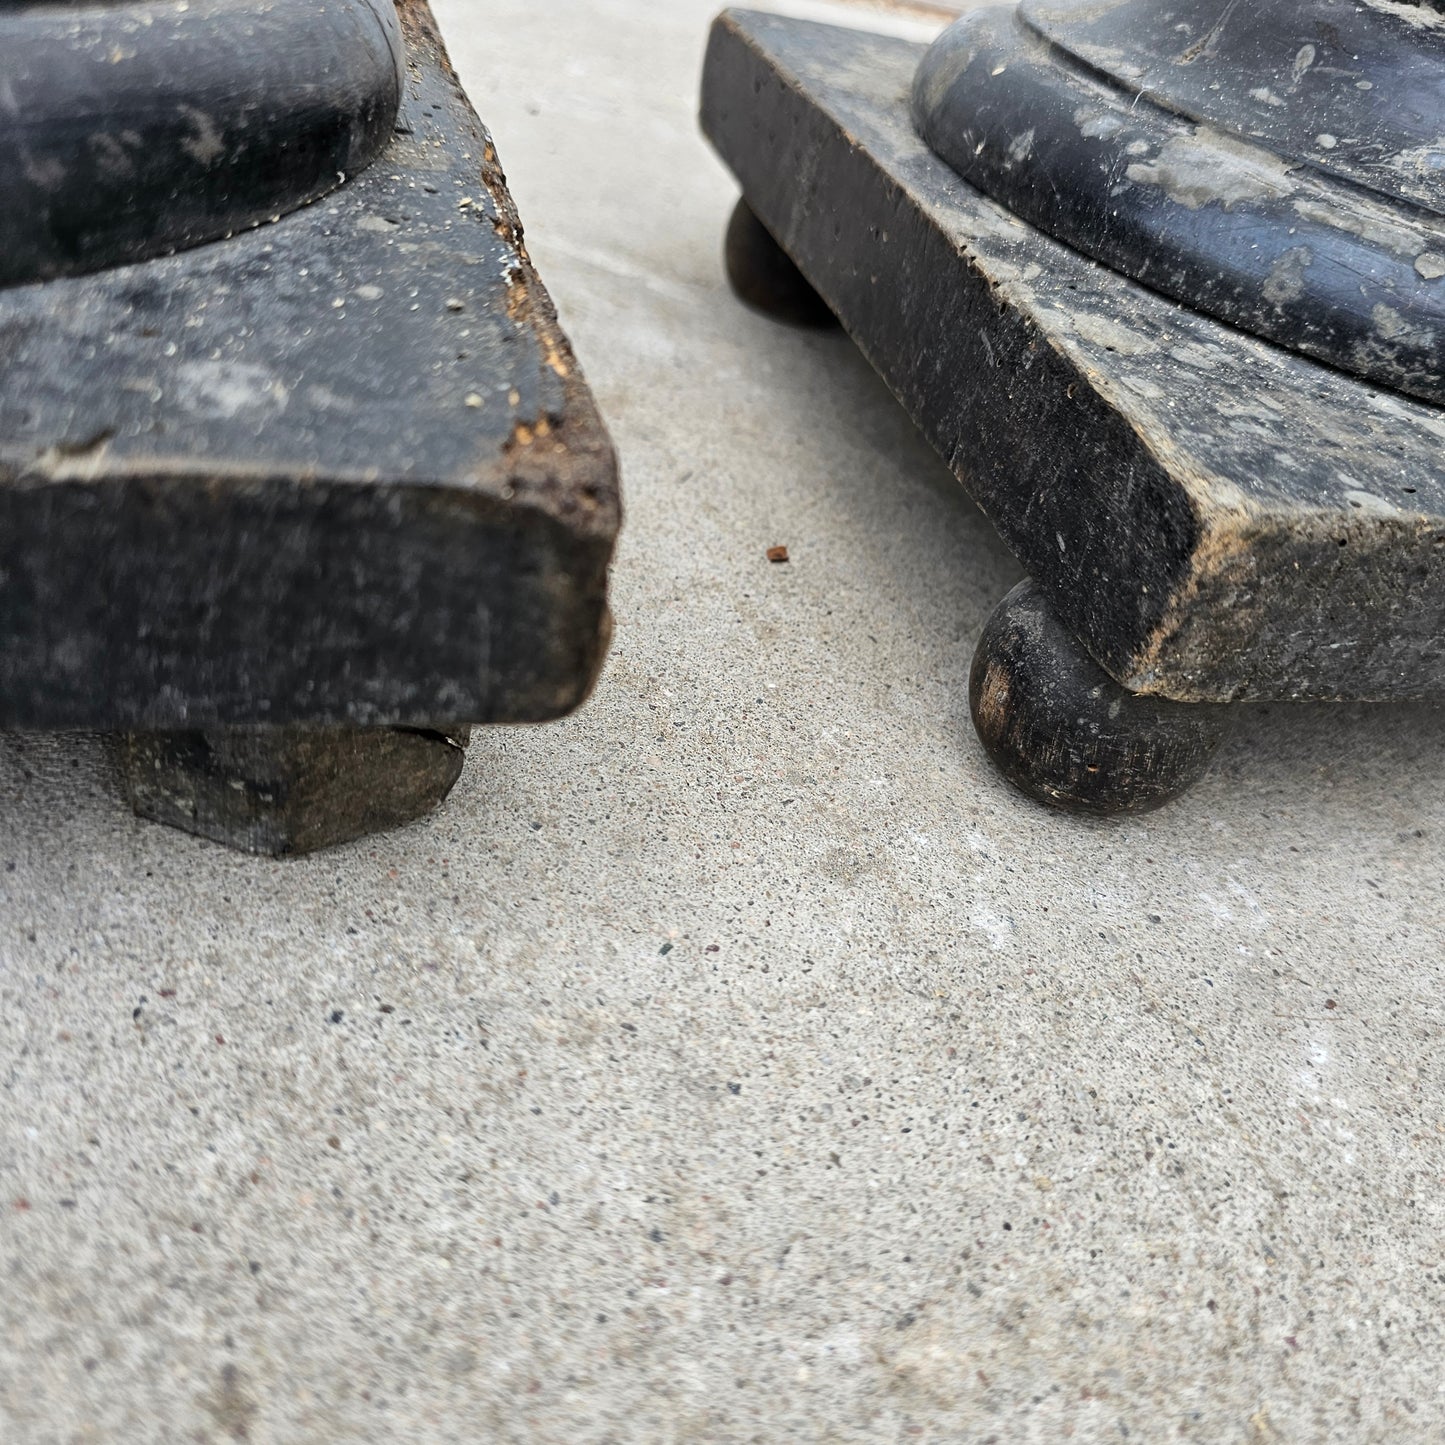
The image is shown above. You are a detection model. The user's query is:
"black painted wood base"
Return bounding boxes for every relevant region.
[1,1,620,852]
[701,11,1445,706]
[701,9,1445,813]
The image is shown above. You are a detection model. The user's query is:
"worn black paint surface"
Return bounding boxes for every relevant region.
[0,0,619,730]
[1021,0,1445,213]
[914,3,1445,405]
[0,0,404,286]
[701,10,1445,703]
[970,580,1228,815]
[913,8,1445,404]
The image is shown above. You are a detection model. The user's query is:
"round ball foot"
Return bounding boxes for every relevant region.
[969,581,1229,816]
[724,198,836,328]
[118,725,470,855]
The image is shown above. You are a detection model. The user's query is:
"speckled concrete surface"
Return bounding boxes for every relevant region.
[3,2,1445,1442]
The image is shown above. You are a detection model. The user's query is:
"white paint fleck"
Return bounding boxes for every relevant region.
[1342,488,1405,516]
[1262,245,1312,304]
[176,104,225,166]
[174,360,284,420]
[1289,44,1317,92]
[1126,130,1294,211]
[1292,197,1425,258]
[1007,128,1037,165]
[1391,141,1445,188]
[1076,109,1126,141]
[1365,0,1445,30]
[1067,311,1158,356]
[1373,303,1408,340]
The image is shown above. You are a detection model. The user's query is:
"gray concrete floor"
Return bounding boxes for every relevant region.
[4,2,1445,1441]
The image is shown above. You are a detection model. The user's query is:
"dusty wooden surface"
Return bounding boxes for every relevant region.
[702,10,1445,703]
[0,0,619,730]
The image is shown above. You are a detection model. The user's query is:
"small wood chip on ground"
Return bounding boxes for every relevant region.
[766,545,790,563]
